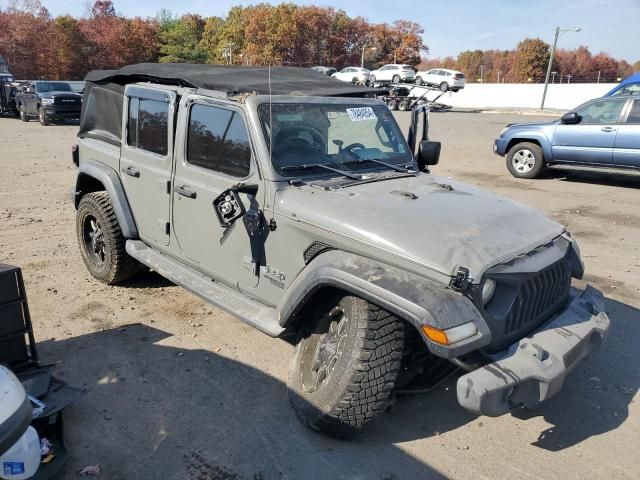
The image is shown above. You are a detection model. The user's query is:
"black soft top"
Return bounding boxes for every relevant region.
[85,63,381,97]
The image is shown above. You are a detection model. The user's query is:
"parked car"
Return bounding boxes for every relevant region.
[415,68,465,91]
[495,95,640,178]
[606,72,640,97]
[331,67,370,84]
[311,66,337,76]
[369,64,415,84]
[14,80,83,125]
[73,63,608,438]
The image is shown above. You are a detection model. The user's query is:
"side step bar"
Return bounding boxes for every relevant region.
[125,240,284,337]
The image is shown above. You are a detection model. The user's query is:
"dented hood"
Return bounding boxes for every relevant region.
[275,174,565,280]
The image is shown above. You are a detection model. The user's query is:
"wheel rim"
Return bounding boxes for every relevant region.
[393,75,399,83]
[82,214,106,267]
[440,83,448,91]
[512,148,536,173]
[299,306,349,393]
[20,107,24,119]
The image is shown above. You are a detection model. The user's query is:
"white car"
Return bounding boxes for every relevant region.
[415,68,465,91]
[369,64,415,84]
[331,67,370,84]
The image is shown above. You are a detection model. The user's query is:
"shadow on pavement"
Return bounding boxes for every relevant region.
[511,296,639,451]
[548,167,640,189]
[40,324,447,480]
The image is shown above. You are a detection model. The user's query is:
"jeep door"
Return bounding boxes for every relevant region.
[120,85,176,246]
[552,97,627,165]
[612,98,640,167]
[171,96,262,288]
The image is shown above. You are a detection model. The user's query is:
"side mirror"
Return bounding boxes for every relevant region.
[416,140,441,171]
[561,111,581,125]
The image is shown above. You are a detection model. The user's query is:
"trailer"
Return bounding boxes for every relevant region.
[376,82,455,112]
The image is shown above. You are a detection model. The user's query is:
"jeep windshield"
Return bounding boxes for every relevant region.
[35,81,73,93]
[257,103,413,176]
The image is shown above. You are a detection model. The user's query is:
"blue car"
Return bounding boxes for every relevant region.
[494,94,640,178]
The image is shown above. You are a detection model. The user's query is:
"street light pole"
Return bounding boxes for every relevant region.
[540,26,581,110]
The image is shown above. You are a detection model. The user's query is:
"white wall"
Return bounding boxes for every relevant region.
[410,83,617,110]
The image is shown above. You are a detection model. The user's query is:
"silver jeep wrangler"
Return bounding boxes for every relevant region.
[71,64,609,437]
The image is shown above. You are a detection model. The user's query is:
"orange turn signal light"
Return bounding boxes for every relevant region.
[422,325,448,345]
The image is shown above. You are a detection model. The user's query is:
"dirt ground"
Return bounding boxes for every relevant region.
[0,111,638,480]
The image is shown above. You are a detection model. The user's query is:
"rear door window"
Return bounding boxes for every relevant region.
[127,97,169,156]
[187,104,251,178]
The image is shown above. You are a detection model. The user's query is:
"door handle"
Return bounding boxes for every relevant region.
[174,185,197,199]
[601,127,615,132]
[122,165,140,178]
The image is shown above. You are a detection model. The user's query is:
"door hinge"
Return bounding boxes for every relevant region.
[166,180,171,194]
[165,222,170,235]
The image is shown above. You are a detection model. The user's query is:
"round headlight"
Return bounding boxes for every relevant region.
[481,279,496,305]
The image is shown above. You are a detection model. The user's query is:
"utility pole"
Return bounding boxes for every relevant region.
[551,71,557,83]
[540,26,581,110]
[597,70,601,83]
[497,71,501,83]
[479,65,485,83]
[567,74,572,84]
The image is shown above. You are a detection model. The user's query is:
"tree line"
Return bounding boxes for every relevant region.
[421,39,639,84]
[0,0,425,80]
[1,1,637,83]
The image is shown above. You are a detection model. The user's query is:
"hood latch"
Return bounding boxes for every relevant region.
[450,267,470,292]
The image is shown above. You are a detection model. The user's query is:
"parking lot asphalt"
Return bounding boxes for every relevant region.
[0,111,638,480]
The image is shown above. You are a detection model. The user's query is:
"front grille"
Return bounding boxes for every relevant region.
[503,260,571,336]
[53,96,81,107]
[480,254,572,351]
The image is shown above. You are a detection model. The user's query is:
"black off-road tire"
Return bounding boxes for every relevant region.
[19,105,28,122]
[288,293,404,438]
[76,191,142,284]
[38,107,49,126]
[506,141,546,179]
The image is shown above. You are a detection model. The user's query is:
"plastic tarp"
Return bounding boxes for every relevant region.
[77,81,124,146]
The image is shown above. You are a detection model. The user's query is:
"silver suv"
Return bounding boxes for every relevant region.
[71,64,609,437]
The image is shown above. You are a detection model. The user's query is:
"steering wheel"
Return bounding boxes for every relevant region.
[274,126,325,152]
[343,142,366,153]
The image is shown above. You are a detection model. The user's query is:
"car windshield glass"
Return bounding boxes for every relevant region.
[257,103,413,176]
[36,82,72,92]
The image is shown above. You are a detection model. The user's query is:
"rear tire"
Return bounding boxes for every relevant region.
[288,293,404,438]
[392,74,400,84]
[398,100,410,111]
[439,82,449,92]
[370,75,376,84]
[76,191,143,284]
[506,142,545,179]
[387,99,398,111]
[415,76,423,86]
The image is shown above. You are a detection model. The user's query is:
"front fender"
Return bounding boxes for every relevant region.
[278,250,491,358]
[73,160,138,238]
[505,130,554,160]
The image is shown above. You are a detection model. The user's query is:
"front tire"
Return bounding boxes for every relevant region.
[19,105,28,122]
[439,82,449,92]
[288,293,404,438]
[76,191,142,284]
[415,76,423,86]
[38,107,49,126]
[369,75,376,84]
[392,74,400,84]
[506,142,545,179]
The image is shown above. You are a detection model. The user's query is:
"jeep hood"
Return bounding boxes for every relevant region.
[275,174,565,281]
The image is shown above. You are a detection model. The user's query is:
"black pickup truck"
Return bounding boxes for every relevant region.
[15,81,82,125]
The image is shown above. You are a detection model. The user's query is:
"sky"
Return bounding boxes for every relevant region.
[4,0,640,61]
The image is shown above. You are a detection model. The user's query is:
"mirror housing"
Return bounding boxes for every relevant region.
[561,111,581,125]
[416,140,441,171]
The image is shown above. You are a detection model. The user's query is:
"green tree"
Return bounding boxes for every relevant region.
[158,13,207,63]
[513,38,549,82]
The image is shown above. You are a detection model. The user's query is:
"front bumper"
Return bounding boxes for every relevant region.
[456,286,610,416]
[43,106,81,120]
[494,137,508,156]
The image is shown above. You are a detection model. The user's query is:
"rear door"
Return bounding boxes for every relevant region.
[552,98,627,164]
[613,98,640,167]
[120,85,176,246]
[171,96,262,288]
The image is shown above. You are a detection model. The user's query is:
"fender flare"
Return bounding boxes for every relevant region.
[277,250,491,357]
[73,160,138,238]
[505,133,553,161]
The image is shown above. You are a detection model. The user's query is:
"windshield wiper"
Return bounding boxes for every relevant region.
[281,163,364,180]
[340,158,417,173]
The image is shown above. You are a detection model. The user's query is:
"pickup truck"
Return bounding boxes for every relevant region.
[15,81,82,126]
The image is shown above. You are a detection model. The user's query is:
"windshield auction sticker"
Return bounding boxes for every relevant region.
[346,107,377,122]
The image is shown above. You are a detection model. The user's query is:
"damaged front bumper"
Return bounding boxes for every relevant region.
[456,286,610,416]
